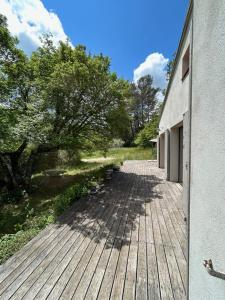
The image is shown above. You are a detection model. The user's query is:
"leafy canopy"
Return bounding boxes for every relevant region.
[0,14,130,191]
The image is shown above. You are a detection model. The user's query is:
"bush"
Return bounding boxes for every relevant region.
[34,149,81,173]
[58,149,81,166]
[54,183,89,216]
[110,138,124,148]
[0,228,40,264]
[135,114,159,147]
[0,189,24,204]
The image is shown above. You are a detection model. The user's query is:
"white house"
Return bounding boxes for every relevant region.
[158,0,225,299]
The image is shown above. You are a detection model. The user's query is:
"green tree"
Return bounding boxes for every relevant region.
[127,75,159,143]
[134,104,162,147]
[166,52,176,81]
[0,16,130,193]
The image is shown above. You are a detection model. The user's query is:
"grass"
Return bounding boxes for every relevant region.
[0,146,155,264]
[81,146,156,162]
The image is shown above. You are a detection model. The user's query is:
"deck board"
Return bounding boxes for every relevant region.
[0,161,187,300]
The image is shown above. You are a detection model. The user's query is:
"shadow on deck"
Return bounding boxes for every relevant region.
[0,160,187,300]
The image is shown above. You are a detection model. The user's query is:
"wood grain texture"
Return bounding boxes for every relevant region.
[0,161,187,300]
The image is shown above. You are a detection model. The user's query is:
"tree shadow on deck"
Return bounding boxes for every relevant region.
[57,167,163,250]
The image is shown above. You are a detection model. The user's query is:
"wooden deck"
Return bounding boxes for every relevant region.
[0,161,187,300]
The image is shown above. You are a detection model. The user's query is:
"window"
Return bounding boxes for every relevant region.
[182,45,190,80]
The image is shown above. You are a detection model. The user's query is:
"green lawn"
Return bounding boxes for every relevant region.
[81,146,156,161]
[0,147,156,264]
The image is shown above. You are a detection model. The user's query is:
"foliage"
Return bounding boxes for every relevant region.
[110,138,124,148]
[54,183,89,216]
[0,228,40,264]
[134,110,161,147]
[166,52,176,81]
[126,75,159,144]
[0,16,130,193]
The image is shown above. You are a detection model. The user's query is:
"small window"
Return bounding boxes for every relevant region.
[182,46,190,80]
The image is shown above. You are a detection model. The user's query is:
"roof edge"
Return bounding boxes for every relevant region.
[160,0,193,120]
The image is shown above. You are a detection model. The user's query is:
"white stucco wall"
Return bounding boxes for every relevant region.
[189,1,225,299]
[159,25,191,134]
[182,111,190,218]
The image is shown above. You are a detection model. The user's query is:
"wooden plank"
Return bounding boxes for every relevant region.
[0,161,188,300]
[145,202,154,244]
[155,185,186,295]
[109,202,133,300]
[155,244,174,300]
[109,239,130,300]
[122,243,138,300]
[35,203,114,300]
[146,242,161,300]
[157,179,187,293]
[84,239,114,300]
[145,179,161,300]
[0,199,86,282]
[16,202,106,300]
[0,220,80,299]
[151,199,174,300]
[136,200,148,300]
[62,205,123,300]
[164,246,186,300]
[136,241,148,300]
[162,196,187,260]
[122,202,140,300]
[84,181,135,300]
[120,174,140,300]
[72,178,133,300]
[154,200,172,247]
[151,200,163,246]
[161,208,187,286]
[95,212,128,299]
[0,210,78,290]
[165,182,185,222]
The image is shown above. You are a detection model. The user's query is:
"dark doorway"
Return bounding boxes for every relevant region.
[178,126,183,183]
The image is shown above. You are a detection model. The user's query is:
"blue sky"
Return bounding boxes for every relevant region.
[0,0,189,88]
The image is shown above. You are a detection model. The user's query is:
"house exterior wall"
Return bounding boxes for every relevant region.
[158,11,192,218]
[159,25,190,135]
[182,111,190,219]
[189,1,225,299]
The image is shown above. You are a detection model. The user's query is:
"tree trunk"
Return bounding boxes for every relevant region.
[0,142,60,194]
[0,154,20,190]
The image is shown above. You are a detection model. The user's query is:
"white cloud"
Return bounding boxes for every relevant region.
[133,52,169,89]
[156,90,165,102]
[0,0,69,54]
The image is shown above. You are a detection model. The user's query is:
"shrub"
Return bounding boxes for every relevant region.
[0,228,40,264]
[53,164,114,216]
[135,113,159,147]
[0,213,55,264]
[34,149,81,173]
[53,183,89,216]
[0,189,24,204]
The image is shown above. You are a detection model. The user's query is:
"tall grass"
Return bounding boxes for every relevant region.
[81,147,156,161]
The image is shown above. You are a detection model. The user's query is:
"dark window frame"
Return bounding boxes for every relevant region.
[182,45,190,81]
